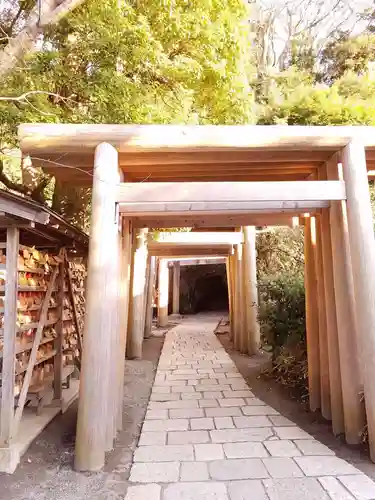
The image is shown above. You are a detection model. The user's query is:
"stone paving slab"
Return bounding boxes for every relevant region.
[125,316,375,500]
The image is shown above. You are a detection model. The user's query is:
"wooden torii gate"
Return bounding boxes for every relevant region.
[18,124,375,470]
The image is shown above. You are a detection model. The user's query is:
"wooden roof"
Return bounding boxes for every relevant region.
[0,189,88,251]
[18,124,375,185]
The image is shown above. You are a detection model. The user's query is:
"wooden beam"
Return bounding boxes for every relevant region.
[116,181,346,205]
[128,174,311,183]
[0,199,49,224]
[154,232,243,245]
[341,139,375,460]
[0,228,19,446]
[132,214,304,229]
[304,217,321,412]
[19,123,375,155]
[117,151,330,166]
[168,257,227,266]
[149,250,232,258]
[123,162,318,172]
[120,201,331,217]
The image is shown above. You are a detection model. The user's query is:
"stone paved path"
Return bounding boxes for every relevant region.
[126,315,375,500]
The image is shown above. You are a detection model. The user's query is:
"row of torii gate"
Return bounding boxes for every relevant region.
[19,124,375,471]
[135,231,259,359]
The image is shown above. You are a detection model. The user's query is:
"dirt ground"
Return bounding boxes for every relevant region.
[0,334,164,500]
[217,329,375,481]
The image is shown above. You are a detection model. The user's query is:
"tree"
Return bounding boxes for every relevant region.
[0,0,254,228]
[0,0,85,80]
[319,33,375,83]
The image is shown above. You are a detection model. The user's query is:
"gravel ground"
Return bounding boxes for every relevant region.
[0,335,164,500]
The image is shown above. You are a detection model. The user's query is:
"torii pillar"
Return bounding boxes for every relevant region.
[144,255,156,339]
[75,143,122,472]
[127,228,148,359]
[172,261,181,316]
[158,258,169,327]
[242,226,260,355]
[341,139,375,460]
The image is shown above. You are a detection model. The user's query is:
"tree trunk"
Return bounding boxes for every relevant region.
[52,179,91,231]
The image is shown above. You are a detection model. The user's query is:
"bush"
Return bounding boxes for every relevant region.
[258,273,308,401]
[258,273,306,350]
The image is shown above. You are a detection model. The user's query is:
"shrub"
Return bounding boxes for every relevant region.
[258,273,308,401]
[258,273,306,350]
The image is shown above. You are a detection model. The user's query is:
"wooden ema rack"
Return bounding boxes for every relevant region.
[0,238,86,473]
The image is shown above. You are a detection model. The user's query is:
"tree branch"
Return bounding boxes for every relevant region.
[0,90,72,102]
[0,0,86,81]
[0,158,49,203]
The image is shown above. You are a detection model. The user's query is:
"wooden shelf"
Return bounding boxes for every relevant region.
[17,318,57,332]
[16,337,56,356]
[0,264,49,275]
[28,364,75,393]
[0,318,57,335]
[0,336,56,359]
[0,304,58,313]
[0,286,47,292]
[0,286,62,293]
[15,350,57,376]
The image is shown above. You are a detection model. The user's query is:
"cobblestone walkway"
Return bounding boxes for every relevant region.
[126,316,375,500]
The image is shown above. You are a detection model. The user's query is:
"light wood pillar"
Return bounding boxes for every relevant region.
[304,216,321,412]
[75,142,119,472]
[231,253,238,344]
[320,209,344,435]
[327,155,364,445]
[226,257,233,334]
[158,258,169,327]
[341,139,375,458]
[228,255,236,341]
[116,218,132,431]
[172,261,180,315]
[127,228,148,359]
[234,243,246,353]
[315,217,331,421]
[106,170,126,450]
[0,228,19,446]
[242,226,260,355]
[144,255,156,339]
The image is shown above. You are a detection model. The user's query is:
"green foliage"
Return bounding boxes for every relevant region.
[1,0,254,146]
[258,272,308,401]
[256,227,304,277]
[259,68,375,126]
[0,0,254,227]
[258,273,306,350]
[320,34,375,84]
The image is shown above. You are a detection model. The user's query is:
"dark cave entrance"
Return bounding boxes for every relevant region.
[180,263,229,314]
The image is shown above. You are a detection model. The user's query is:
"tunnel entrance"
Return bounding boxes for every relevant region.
[179,264,229,314]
